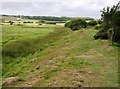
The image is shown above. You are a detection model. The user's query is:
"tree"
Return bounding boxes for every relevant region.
[65,19,87,31]
[94,1,120,43]
[112,11,120,43]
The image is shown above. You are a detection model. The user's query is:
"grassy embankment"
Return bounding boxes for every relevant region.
[2,24,118,87]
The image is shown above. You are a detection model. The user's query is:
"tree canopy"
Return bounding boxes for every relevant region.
[94,1,120,43]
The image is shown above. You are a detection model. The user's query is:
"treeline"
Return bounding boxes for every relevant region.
[24,16,72,21]
[1,15,94,21]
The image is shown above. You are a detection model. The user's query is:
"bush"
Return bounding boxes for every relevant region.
[94,29,108,39]
[97,20,103,24]
[64,21,71,28]
[39,23,42,25]
[94,22,111,40]
[41,20,46,23]
[23,21,33,23]
[95,25,102,30]
[9,21,14,25]
[47,22,56,25]
[88,20,97,26]
[65,19,87,31]
[38,20,46,24]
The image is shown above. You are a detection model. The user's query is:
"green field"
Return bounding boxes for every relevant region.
[2,24,118,87]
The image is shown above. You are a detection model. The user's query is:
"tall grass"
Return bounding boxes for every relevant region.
[2,27,69,57]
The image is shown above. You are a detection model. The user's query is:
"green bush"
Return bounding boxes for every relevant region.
[39,23,42,25]
[47,22,56,25]
[9,21,14,25]
[38,20,46,24]
[23,21,33,23]
[64,21,71,28]
[95,25,102,30]
[94,29,108,39]
[88,20,97,26]
[41,20,46,23]
[64,19,87,31]
[97,20,103,24]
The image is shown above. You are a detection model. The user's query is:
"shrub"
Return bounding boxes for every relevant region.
[9,21,14,25]
[64,21,71,28]
[95,25,102,30]
[94,29,108,39]
[39,23,42,25]
[40,20,46,23]
[47,22,56,25]
[38,20,46,24]
[88,20,97,26]
[23,21,33,23]
[97,20,103,24]
[64,19,87,31]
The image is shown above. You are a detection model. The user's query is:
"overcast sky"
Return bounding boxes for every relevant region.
[1,0,120,19]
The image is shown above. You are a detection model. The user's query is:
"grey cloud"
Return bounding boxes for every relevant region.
[2,0,120,19]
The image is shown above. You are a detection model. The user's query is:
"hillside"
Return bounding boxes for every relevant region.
[2,24,118,87]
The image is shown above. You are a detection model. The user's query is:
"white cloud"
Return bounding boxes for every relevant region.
[2,0,120,19]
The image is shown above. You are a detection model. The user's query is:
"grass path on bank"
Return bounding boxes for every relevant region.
[2,25,118,87]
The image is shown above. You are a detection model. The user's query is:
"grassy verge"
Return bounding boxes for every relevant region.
[2,25,119,87]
